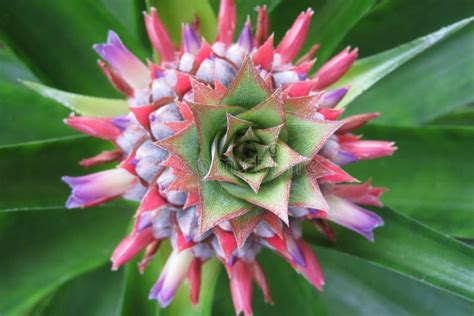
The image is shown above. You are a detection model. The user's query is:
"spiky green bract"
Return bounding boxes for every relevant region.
[163,56,341,240]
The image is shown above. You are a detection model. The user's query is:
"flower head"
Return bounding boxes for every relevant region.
[61,0,396,313]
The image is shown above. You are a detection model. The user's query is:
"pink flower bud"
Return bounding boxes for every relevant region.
[64,114,122,142]
[217,0,236,45]
[144,8,176,64]
[338,113,380,134]
[276,9,314,64]
[111,227,155,270]
[254,6,270,48]
[62,168,136,208]
[149,248,194,307]
[314,47,358,90]
[230,259,253,316]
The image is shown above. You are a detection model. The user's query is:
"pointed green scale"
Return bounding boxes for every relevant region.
[264,141,309,182]
[289,168,329,212]
[230,208,264,247]
[254,125,283,145]
[198,181,253,234]
[187,102,244,163]
[238,127,260,143]
[220,172,292,224]
[220,56,270,109]
[205,137,244,185]
[286,112,344,158]
[234,169,268,193]
[157,125,200,171]
[252,151,278,171]
[222,114,253,148]
[237,90,286,130]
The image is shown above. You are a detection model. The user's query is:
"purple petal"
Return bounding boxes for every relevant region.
[286,236,306,267]
[93,31,149,89]
[238,20,254,51]
[182,24,201,54]
[326,194,384,241]
[111,116,130,131]
[333,150,358,165]
[320,87,349,108]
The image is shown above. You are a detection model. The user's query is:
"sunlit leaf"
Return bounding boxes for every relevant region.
[334,17,473,109]
[23,81,129,117]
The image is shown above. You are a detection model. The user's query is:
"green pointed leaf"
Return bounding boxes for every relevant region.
[230,208,264,247]
[37,264,127,316]
[252,151,278,172]
[23,81,129,117]
[346,125,474,238]
[342,21,474,125]
[0,0,147,96]
[158,125,200,171]
[0,206,131,315]
[188,103,243,164]
[221,172,291,224]
[306,207,474,301]
[254,125,282,145]
[289,168,328,211]
[238,127,260,143]
[237,91,285,129]
[333,17,474,109]
[286,113,343,158]
[205,137,242,185]
[265,141,308,182]
[222,114,253,148]
[198,181,252,233]
[220,57,270,109]
[234,170,268,193]
[0,137,115,212]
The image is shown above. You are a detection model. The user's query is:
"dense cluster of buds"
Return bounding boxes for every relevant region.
[61,0,395,314]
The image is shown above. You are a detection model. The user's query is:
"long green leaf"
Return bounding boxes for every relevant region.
[0,83,74,146]
[344,22,474,125]
[23,81,129,117]
[340,0,474,57]
[305,207,474,301]
[0,0,147,96]
[213,247,474,315]
[0,136,113,212]
[0,207,131,315]
[35,265,127,316]
[334,17,474,109]
[0,45,37,86]
[429,106,474,127]
[347,125,474,238]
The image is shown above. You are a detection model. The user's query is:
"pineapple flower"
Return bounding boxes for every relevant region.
[61,0,396,314]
